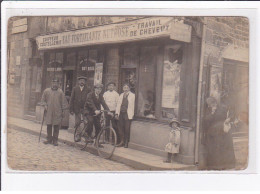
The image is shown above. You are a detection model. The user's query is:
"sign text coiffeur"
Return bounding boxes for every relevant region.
[36,17,191,50]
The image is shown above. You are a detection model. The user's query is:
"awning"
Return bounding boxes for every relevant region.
[36,17,192,50]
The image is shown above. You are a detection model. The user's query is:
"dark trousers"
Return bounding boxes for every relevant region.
[86,114,101,138]
[75,112,87,127]
[118,112,131,144]
[105,111,120,143]
[46,124,60,143]
[75,113,82,127]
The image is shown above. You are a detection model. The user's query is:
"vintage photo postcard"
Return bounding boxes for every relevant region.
[5,15,249,172]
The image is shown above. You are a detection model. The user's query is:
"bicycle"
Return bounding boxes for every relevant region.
[73,110,117,159]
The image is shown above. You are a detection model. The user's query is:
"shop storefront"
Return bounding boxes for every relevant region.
[36,16,202,164]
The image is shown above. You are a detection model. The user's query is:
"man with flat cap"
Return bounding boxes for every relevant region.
[69,76,90,141]
[41,78,68,146]
[84,83,112,141]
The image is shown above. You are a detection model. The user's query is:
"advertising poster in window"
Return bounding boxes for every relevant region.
[210,66,222,103]
[161,60,181,109]
[94,62,103,85]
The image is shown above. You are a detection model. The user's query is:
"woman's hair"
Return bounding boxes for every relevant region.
[206,96,217,106]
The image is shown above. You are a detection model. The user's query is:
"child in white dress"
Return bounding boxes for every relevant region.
[164,118,181,163]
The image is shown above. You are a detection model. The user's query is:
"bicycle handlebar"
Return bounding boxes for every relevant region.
[93,110,113,116]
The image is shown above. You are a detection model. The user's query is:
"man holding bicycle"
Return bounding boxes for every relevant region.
[84,83,112,141]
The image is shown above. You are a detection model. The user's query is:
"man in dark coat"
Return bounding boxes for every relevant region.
[69,76,90,129]
[84,83,111,139]
[41,78,68,146]
[204,96,236,170]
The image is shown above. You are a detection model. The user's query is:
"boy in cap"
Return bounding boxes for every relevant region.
[69,76,90,141]
[164,118,181,163]
[41,78,68,146]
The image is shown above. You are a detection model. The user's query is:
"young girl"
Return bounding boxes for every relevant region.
[164,118,181,163]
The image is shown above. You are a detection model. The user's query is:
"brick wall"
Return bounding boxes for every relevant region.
[203,17,249,102]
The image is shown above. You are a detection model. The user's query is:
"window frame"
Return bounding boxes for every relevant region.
[120,39,185,123]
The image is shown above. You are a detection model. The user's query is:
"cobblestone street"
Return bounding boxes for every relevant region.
[7,128,134,171]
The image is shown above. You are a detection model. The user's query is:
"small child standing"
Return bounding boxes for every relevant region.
[164,118,181,163]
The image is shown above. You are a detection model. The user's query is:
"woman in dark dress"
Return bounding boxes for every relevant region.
[204,97,236,170]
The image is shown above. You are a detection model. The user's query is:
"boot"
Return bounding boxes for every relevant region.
[124,141,128,148]
[163,153,172,163]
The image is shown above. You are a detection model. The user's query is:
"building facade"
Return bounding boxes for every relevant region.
[7,16,249,167]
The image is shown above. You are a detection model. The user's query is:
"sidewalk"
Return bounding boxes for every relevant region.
[7,117,197,171]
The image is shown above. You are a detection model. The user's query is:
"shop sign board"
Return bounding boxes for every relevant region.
[82,66,95,71]
[12,18,28,34]
[47,67,62,71]
[36,17,192,50]
[170,22,192,43]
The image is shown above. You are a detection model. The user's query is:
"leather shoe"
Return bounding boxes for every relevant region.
[43,140,52,145]
[53,142,58,146]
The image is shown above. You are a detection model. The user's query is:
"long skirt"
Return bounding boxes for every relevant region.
[206,132,236,170]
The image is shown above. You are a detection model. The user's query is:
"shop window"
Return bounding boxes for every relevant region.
[121,46,138,93]
[123,46,138,68]
[78,48,104,87]
[137,46,157,119]
[66,52,76,67]
[121,68,137,94]
[161,45,183,119]
[45,52,63,89]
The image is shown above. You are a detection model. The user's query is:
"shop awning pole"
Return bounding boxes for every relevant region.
[195,18,207,165]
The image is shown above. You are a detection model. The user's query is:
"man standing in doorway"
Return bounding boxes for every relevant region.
[41,78,68,146]
[69,76,90,141]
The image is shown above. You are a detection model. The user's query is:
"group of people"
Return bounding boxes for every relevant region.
[41,75,236,169]
[41,76,135,148]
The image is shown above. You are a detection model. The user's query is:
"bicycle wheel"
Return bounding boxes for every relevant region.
[74,121,88,150]
[96,127,117,159]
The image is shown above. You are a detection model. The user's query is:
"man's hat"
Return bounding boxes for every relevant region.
[77,76,87,80]
[169,118,180,127]
[94,83,104,88]
[107,82,116,86]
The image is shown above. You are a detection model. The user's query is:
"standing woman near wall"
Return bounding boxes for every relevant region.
[204,96,236,170]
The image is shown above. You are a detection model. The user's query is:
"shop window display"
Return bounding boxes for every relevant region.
[161,45,183,119]
[137,46,157,119]
[46,52,63,89]
[122,46,138,93]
